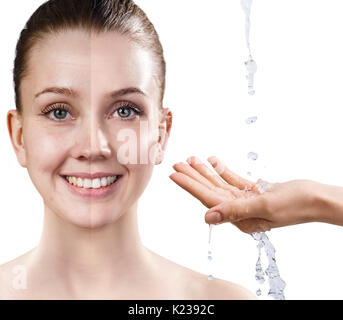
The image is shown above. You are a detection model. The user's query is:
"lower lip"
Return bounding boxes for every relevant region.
[60,175,122,199]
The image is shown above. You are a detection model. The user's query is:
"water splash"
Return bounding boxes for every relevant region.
[256,178,272,194]
[241,0,285,300]
[245,59,257,95]
[250,180,286,300]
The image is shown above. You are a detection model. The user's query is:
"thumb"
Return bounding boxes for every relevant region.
[205,196,266,224]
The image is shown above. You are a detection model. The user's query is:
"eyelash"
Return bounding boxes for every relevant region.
[111,101,143,121]
[41,104,73,122]
[41,102,143,122]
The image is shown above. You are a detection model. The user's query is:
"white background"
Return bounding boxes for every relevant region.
[1,0,343,299]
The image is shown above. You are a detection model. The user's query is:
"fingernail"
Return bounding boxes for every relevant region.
[207,156,215,163]
[207,212,222,224]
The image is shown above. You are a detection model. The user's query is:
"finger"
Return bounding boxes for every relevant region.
[207,156,254,190]
[169,172,228,208]
[172,162,237,200]
[172,162,216,191]
[204,196,268,224]
[186,156,237,193]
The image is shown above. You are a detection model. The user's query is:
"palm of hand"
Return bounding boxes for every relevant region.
[169,156,271,233]
[170,156,258,207]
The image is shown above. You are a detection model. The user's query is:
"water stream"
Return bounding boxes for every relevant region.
[241,0,286,300]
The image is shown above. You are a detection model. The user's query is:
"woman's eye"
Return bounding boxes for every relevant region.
[41,104,73,122]
[113,105,142,120]
[41,103,142,122]
[51,109,70,120]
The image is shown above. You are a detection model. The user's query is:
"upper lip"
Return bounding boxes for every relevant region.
[61,172,122,179]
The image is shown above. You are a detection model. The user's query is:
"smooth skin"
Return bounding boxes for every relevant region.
[170,156,343,234]
[0,30,255,300]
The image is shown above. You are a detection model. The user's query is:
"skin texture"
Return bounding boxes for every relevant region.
[170,156,343,234]
[1,29,256,300]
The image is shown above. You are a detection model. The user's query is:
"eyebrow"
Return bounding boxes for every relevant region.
[34,86,146,99]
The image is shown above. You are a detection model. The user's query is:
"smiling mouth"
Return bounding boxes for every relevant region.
[62,175,122,189]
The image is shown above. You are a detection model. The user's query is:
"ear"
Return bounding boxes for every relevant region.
[7,110,27,168]
[155,108,173,165]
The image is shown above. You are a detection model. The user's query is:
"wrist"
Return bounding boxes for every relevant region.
[311,181,343,225]
[299,180,323,223]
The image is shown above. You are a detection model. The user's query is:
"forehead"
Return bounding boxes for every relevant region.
[22,29,158,104]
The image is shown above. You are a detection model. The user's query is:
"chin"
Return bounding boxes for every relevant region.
[61,208,124,230]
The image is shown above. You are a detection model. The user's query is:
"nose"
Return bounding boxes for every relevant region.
[72,118,112,161]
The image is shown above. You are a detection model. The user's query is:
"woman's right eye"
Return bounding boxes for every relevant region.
[41,104,73,122]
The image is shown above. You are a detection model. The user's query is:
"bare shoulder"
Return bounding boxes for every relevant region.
[186,270,257,300]
[204,277,257,300]
[147,249,256,300]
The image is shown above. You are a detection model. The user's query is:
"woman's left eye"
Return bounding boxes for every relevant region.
[112,105,142,120]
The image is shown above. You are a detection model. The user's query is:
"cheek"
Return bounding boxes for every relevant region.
[125,163,154,203]
[24,124,68,177]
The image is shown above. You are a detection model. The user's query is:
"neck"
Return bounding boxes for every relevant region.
[31,201,153,298]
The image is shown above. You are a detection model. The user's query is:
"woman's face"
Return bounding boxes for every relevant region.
[9,29,171,228]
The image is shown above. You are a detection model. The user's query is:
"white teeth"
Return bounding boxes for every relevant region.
[101,177,108,187]
[84,179,92,189]
[92,178,101,189]
[65,175,119,189]
[77,177,83,187]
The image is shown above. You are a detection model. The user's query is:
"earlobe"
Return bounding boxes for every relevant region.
[158,108,173,150]
[7,110,27,168]
[155,145,164,165]
[154,108,172,165]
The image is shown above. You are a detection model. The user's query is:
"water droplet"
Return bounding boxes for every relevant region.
[207,225,214,282]
[246,116,258,124]
[247,171,252,176]
[247,152,258,161]
[256,289,262,296]
[208,224,213,244]
[256,179,272,194]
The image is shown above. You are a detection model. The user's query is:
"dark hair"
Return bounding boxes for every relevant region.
[13,0,166,114]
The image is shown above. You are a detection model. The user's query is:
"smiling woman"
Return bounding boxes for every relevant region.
[1,0,255,300]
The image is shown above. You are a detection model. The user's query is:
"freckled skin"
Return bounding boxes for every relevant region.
[3,29,255,300]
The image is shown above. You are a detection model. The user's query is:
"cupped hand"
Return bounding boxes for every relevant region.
[169,156,317,234]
